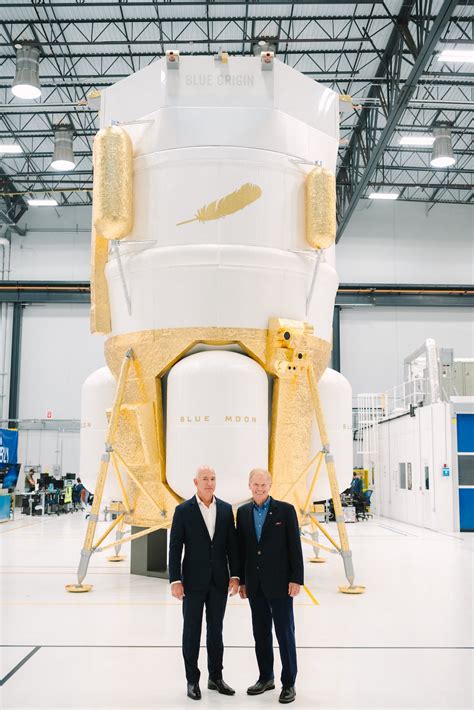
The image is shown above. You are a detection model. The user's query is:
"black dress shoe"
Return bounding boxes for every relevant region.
[279,686,296,704]
[247,679,275,695]
[187,682,201,700]
[208,678,235,695]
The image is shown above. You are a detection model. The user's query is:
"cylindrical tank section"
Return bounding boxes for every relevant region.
[166,351,268,505]
[79,366,123,503]
[307,368,353,501]
[128,147,313,251]
[92,125,133,240]
[106,245,338,338]
[306,260,339,343]
[98,58,340,349]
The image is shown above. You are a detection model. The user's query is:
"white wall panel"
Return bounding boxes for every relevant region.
[18,430,80,479]
[341,307,474,395]
[18,304,104,420]
[12,205,91,280]
[337,201,473,285]
[369,403,458,532]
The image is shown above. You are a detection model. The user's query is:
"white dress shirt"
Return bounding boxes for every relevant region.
[171,495,239,585]
[196,494,217,539]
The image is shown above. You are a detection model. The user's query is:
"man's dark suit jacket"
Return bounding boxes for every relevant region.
[169,496,239,593]
[236,497,304,599]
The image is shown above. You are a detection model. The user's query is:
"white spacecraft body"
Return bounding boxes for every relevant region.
[80,56,352,504]
[166,350,269,503]
[309,368,353,499]
[79,367,122,501]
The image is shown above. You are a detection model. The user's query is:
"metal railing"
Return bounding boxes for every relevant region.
[383,377,428,416]
[355,377,428,454]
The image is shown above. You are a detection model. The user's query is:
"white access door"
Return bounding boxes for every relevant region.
[419,407,434,530]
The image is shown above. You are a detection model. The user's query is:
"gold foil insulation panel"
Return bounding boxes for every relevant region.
[105,327,330,386]
[104,325,331,528]
[269,375,313,508]
[105,328,270,382]
[305,166,337,249]
[90,225,111,335]
[112,403,179,528]
[266,318,328,512]
[93,125,133,241]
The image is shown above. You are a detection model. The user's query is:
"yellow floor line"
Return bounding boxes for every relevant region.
[303,584,319,605]
[0,521,45,533]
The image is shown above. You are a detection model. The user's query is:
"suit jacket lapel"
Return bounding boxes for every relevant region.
[190,496,211,541]
[214,497,222,537]
[248,501,254,539]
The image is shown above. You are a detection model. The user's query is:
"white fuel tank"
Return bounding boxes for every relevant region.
[166,350,268,504]
[308,368,353,501]
[106,244,338,341]
[79,366,123,503]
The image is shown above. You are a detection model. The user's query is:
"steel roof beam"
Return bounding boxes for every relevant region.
[0,2,470,215]
[3,14,466,25]
[2,280,472,307]
[336,0,459,242]
[365,181,472,190]
[0,1,399,7]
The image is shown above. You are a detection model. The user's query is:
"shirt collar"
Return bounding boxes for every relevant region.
[253,496,271,511]
[196,494,216,508]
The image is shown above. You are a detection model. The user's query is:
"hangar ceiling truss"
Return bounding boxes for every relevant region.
[0,0,472,235]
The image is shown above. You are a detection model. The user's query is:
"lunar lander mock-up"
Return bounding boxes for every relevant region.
[68,51,364,596]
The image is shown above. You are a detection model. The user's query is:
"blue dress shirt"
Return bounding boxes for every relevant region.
[253,496,271,542]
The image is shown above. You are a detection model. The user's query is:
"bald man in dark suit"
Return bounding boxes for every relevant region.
[169,466,239,700]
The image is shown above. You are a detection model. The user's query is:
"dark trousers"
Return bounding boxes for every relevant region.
[182,582,228,683]
[248,584,297,688]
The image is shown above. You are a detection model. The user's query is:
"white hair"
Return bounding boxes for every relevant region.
[248,468,272,484]
[195,465,216,478]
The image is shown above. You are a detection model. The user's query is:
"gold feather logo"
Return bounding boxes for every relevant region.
[177,183,262,226]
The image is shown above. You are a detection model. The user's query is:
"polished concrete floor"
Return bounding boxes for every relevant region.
[0,511,472,709]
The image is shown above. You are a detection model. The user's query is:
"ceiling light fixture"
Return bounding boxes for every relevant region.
[0,143,22,154]
[27,198,58,207]
[50,127,75,171]
[438,48,474,64]
[368,192,399,200]
[399,135,435,147]
[430,123,456,168]
[11,44,41,99]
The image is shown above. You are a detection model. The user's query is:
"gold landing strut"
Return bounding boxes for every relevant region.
[67,348,172,592]
[68,320,364,595]
[265,319,365,594]
[303,365,365,594]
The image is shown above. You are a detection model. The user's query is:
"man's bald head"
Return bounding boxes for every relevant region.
[194,466,217,503]
[196,465,216,479]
